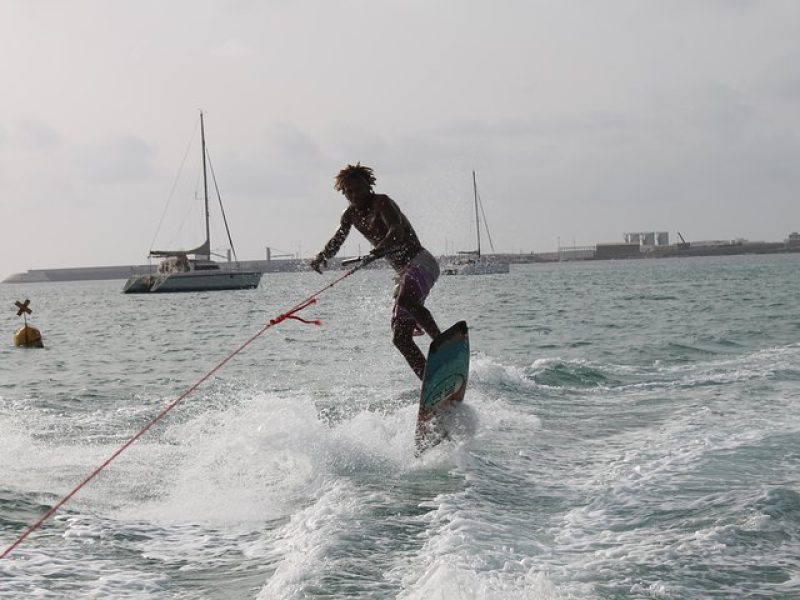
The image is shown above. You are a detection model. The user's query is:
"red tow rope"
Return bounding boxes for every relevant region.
[1,259,372,559]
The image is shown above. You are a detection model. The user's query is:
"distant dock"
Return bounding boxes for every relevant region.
[4,239,799,284]
[3,258,308,284]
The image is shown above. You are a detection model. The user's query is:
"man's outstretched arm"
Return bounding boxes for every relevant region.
[311,218,352,273]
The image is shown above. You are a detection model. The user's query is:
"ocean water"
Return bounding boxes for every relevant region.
[1,253,799,599]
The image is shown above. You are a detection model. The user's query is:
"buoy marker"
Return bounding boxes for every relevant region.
[13,298,43,348]
[15,298,32,316]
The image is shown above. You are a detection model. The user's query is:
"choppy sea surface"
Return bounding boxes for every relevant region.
[1,253,799,599]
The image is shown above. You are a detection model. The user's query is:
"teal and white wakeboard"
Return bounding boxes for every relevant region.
[415,321,470,454]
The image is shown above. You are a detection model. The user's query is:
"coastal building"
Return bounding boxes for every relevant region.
[624,231,669,247]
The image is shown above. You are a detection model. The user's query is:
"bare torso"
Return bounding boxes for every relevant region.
[343,194,422,270]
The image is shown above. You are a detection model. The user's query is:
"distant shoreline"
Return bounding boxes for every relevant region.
[4,240,799,284]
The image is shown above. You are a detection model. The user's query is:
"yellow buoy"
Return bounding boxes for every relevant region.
[14,324,43,348]
[13,298,44,348]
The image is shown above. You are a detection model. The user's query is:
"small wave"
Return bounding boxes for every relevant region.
[471,354,611,391]
[531,360,617,389]
[0,491,55,531]
[467,344,800,416]
[470,355,534,389]
[755,487,800,525]
[650,343,800,391]
[664,341,721,357]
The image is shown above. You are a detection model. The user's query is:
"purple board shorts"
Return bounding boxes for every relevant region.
[391,249,440,331]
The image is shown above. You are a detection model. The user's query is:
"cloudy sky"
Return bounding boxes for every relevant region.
[1,1,799,278]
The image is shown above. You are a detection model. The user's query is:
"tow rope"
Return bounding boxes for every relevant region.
[1,253,382,559]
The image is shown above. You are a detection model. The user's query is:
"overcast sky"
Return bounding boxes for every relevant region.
[2,1,799,278]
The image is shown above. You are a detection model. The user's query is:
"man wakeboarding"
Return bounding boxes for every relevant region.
[310,163,441,380]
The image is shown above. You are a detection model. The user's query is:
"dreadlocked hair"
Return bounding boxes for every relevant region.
[334,163,376,192]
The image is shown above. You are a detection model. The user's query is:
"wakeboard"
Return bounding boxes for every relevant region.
[415,320,470,455]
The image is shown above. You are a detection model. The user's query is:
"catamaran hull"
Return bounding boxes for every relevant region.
[123,271,261,293]
[122,275,155,293]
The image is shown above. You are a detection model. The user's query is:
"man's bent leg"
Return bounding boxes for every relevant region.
[393,320,426,380]
[397,286,441,340]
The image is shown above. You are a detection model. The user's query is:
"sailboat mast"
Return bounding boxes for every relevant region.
[472,170,481,257]
[200,111,210,256]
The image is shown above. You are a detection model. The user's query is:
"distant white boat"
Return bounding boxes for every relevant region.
[442,258,509,276]
[122,258,261,293]
[123,112,262,294]
[442,171,509,276]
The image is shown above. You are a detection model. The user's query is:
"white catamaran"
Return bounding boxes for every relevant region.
[123,112,262,294]
[442,171,509,276]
